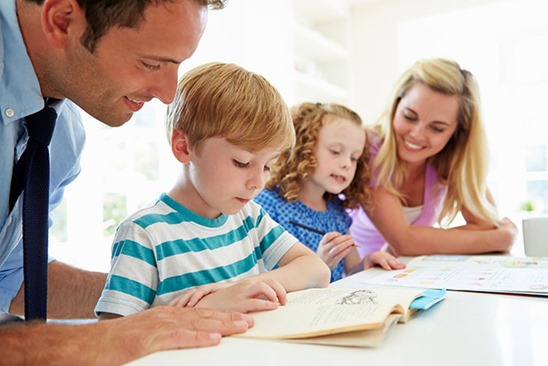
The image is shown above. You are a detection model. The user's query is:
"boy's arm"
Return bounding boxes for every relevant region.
[183,244,330,313]
[257,243,331,291]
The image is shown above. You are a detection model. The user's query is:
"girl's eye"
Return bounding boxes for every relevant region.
[330,150,340,155]
[233,160,249,169]
[431,126,444,133]
[264,165,271,172]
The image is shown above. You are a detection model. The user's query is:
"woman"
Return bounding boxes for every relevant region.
[350,58,517,257]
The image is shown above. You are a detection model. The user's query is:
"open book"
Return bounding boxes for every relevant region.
[235,286,445,347]
[360,255,548,296]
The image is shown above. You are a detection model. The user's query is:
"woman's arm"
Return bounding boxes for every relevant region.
[366,187,517,256]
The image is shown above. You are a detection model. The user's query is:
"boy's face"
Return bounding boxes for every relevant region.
[181,137,280,219]
[306,117,365,197]
[53,0,206,126]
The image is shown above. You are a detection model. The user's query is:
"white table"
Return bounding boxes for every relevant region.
[127,267,548,366]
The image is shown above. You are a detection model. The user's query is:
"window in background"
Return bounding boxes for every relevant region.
[49,101,175,272]
[397,0,548,254]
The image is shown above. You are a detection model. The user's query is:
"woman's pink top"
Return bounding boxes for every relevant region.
[349,135,448,257]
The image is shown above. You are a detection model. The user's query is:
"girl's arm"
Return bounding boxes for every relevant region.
[366,187,517,256]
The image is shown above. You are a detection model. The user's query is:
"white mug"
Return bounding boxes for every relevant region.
[522,217,548,257]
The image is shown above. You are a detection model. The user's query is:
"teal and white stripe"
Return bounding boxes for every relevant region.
[95,193,297,316]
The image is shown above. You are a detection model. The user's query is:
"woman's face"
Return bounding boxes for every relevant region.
[392,83,460,167]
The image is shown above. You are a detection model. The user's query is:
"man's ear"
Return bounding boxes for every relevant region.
[172,130,192,163]
[41,0,86,49]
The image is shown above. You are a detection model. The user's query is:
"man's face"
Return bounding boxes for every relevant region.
[59,1,207,126]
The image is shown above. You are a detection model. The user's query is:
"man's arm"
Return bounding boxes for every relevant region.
[9,261,107,319]
[0,306,252,366]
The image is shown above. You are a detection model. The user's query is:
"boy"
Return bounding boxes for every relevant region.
[96,62,331,318]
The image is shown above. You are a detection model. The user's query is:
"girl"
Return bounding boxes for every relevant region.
[255,102,404,282]
[349,58,517,257]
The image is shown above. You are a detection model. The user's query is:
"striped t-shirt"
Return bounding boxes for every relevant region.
[95,193,298,316]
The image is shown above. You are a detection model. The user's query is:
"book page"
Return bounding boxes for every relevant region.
[237,287,423,339]
[362,255,548,296]
[287,314,404,347]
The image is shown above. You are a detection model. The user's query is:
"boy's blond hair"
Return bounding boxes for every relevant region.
[166,62,295,152]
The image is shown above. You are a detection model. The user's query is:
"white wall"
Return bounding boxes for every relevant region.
[181,0,295,101]
[348,0,501,122]
[53,0,548,269]
[348,0,548,253]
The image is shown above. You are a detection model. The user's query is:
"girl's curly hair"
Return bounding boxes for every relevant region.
[265,102,371,209]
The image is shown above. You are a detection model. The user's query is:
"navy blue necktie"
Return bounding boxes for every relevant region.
[9,104,57,321]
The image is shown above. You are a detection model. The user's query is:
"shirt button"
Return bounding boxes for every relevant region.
[5,108,14,118]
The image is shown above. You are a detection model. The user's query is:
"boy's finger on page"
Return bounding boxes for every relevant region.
[264,279,288,305]
[244,299,279,313]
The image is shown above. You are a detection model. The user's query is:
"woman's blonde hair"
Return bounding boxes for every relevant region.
[371,58,497,225]
[166,62,295,153]
[266,102,371,209]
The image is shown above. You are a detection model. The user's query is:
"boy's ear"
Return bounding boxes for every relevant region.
[172,130,192,163]
[42,0,86,49]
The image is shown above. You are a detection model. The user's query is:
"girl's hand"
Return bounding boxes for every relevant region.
[364,251,406,270]
[317,232,355,270]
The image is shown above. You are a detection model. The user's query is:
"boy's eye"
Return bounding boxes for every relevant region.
[330,150,340,155]
[233,160,249,169]
[264,165,271,172]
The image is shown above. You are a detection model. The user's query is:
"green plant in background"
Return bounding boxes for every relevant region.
[519,199,545,213]
[103,193,127,236]
[520,200,537,212]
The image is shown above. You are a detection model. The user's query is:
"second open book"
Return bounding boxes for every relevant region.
[235,286,445,347]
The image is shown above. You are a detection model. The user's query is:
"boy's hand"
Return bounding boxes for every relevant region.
[317,232,355,270]
[364,251,406,270]
[176,278,286,313]
[169,282,232,308]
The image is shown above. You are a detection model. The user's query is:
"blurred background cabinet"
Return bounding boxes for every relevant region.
[291,0,353,105]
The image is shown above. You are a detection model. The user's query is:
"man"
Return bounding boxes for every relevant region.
[0,0,252,364]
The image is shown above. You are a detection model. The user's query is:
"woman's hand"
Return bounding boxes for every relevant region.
[496,217,518,252]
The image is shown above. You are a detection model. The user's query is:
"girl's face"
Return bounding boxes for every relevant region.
[306,117,366,197]
[392,83,460,167]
